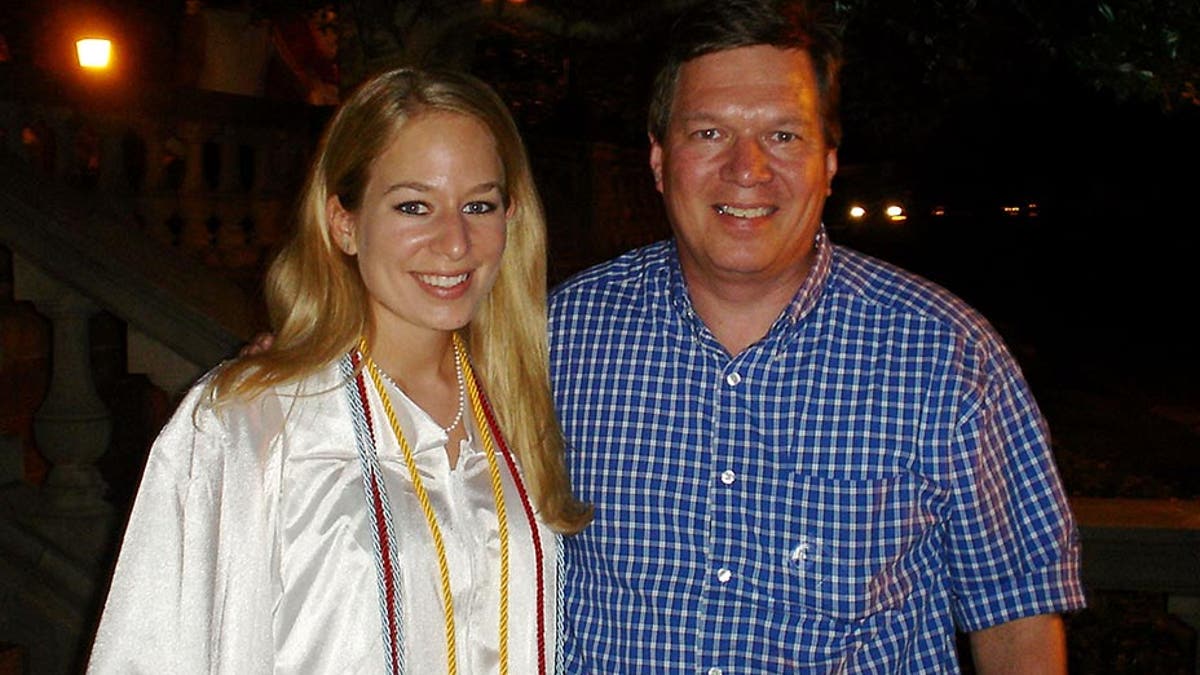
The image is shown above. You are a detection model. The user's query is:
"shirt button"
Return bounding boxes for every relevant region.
[725,372,742,386]
[716,567,733,583]
[720,469,736,485]
[708,669,723,675]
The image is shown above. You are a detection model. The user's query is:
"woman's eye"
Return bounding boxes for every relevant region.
[394,201,430,215]
[463,201,498,215]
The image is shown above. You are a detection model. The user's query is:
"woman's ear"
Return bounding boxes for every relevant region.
[327,194,358,255]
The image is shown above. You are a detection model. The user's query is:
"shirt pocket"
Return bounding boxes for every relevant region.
[752,472,932,623]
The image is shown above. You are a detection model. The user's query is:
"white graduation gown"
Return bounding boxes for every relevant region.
[87,361,558,674]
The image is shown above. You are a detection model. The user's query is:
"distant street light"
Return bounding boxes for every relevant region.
[75,38,113,70]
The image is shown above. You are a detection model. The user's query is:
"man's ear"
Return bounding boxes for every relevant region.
[327,194,357,255]
[824,148,838,196]
[649,133,665,194]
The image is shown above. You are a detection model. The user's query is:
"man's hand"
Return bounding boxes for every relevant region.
[239,332,275,357]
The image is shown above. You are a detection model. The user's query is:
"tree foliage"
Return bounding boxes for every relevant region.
[1072,0,1200,109]
[832,0,1199,111]
[284,0,1198,151]
[322,0,1197,107]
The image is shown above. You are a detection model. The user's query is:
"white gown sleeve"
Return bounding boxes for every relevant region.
[87,377,284,674]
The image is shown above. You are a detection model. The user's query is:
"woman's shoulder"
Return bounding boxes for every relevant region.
[198,358,346,409]
[155,360,349,469]
[166,360,345,439]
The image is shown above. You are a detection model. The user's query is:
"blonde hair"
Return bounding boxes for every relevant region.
[210,68,591,533]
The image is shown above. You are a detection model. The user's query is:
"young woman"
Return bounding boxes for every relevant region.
[88,67,591,674]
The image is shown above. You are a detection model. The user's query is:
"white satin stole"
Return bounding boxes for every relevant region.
[87,362,558,674]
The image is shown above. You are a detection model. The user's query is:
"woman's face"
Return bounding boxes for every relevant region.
[330,111,509,345]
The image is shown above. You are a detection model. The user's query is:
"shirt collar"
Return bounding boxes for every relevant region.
[779,225,833,328]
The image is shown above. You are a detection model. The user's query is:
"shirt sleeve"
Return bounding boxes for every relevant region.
[944,344,1086,632]
[87,380,281,674]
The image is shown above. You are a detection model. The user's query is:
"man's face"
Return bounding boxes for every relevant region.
[650,45,837,293]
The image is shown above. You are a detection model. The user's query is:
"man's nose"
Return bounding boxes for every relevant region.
[721,136,773,186]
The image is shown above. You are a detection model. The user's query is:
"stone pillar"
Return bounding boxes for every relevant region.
[251,131,286,253]
[178,121,214,256]
[214,131,257,269]
[96,122,124,192]
[140,127,179,247]
[12,256,111,514]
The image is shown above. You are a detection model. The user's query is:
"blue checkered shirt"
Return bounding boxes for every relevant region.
[549,232,1085,673]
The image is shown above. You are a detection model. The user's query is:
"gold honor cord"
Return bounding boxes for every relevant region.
[457,332,512,674]
[360,335,512,675]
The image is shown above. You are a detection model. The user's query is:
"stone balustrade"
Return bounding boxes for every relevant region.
[0,63,322,295]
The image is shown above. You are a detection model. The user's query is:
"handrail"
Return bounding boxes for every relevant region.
[0,150,254,367]
[1072,496,1200,596]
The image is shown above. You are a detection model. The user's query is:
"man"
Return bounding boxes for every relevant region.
[549,0,1085,672]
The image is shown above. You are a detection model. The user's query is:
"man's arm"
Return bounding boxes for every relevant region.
[968,613,1067,675]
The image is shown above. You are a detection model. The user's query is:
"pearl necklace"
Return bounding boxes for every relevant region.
[374,340,465,434]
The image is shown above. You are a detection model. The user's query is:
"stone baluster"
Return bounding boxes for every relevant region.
[214,130,256,269]
[214,130,241,228]
[140,126,179,247]
[0,100,20,156]
[48,106,74,178]
[6,255,115,675]
[12,256,112,515]
[250,130,287,254]
[178,121,214,256]
[217,128,242,194]
[17,107,49,175]
[142,123,166,191]
[96,121,124,192]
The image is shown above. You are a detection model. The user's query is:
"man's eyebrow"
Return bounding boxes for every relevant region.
[675,111,816,127]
